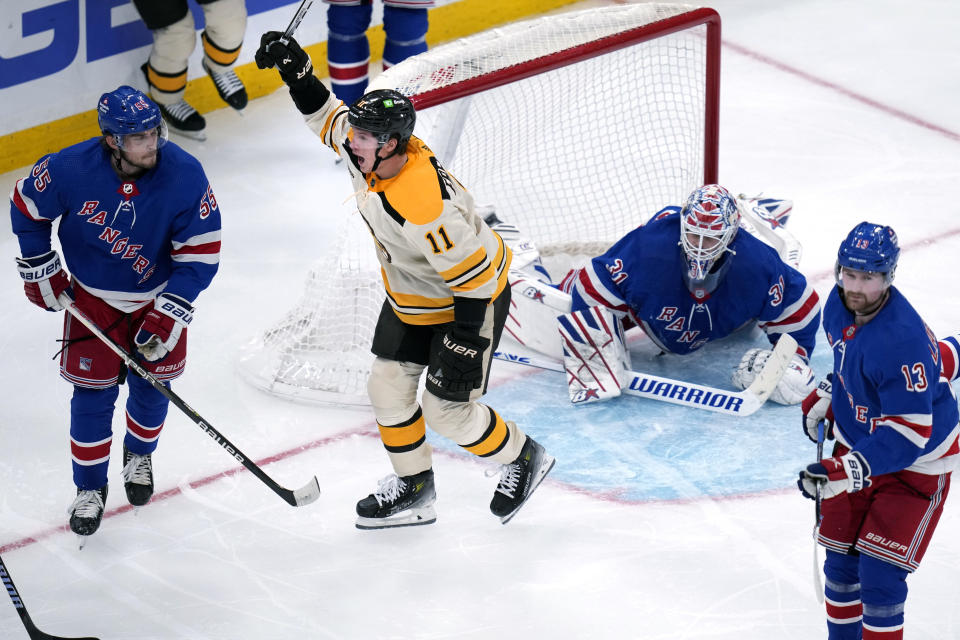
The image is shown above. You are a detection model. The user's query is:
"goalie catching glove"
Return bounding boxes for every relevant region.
[731,347,814,405]
[16,250,72,311]
[135,293,193,362]
[798,451,870,500]
[426,328,491,400]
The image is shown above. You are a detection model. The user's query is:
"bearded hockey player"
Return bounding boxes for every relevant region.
[799,222,958,639]
[255,33,554,528]
[9,86,222,542]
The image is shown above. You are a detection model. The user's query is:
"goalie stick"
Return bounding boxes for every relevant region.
[493,334,798,417]
[1,552,99,640]
[59,294,320,508]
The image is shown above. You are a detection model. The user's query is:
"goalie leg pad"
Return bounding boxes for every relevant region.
[503,273,571,359]
[559,306,630,404]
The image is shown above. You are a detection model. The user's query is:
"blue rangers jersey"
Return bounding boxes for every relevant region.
[561,209,820,357]
[823,286,959,476]
[10,138,221,309]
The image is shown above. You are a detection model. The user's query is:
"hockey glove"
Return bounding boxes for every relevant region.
[135,293,193,362]
[426,328,491,400]
[255,32,313,85]
[798,451,870,500]
[16,250,72,311]
[801,374,834,443]
[731,348,815,405]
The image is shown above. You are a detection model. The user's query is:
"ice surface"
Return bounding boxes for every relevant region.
[1,1,959,638]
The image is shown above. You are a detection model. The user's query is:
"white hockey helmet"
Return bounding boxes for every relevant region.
[679,184,740,283]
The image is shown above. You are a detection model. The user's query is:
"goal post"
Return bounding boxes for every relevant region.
[237,3,722,405]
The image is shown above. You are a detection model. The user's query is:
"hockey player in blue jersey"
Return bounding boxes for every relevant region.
[324,0,433,105]
[10,86,222,540]
[554,184,821,405]
[799,222,958,639]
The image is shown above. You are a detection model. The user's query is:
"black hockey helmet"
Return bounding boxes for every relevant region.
[348,89,416,151]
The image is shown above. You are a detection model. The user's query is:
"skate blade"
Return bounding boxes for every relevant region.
[356,505,437,530]
[500,454,556,525]
[168,127,207,142]
[76,534,92,550]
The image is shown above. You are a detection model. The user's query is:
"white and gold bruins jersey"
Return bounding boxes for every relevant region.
[304,98,511,325]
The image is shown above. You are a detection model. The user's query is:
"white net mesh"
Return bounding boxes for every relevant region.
[237,3,719,404]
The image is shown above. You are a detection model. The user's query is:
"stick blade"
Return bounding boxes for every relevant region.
[744,334,798,400]
[290,476,321,507]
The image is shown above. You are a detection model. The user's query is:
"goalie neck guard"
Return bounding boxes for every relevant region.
[680,184,740,296]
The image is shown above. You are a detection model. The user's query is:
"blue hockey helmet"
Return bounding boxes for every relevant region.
[836,221,899,284]
[97,86,167,148]
[679,184,741,286]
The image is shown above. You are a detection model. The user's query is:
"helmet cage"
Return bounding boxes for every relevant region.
[679,185,740,281]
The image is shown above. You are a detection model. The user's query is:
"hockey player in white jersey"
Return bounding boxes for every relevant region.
[255,33,554,528]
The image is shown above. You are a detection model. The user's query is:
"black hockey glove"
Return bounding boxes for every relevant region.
[426,328,491,400]
[255,32,313,85]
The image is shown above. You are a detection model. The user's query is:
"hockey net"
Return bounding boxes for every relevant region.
[237,3,721,404]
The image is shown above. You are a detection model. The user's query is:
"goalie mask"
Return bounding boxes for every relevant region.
[679,184,740,297]
[97,85,168,151]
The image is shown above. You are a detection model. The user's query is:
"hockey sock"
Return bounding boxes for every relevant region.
[124,373,169,456]
[70,385,119,489]
[823,550,863,640]
[327,3,373,104]
[860,554,907,639]
[382,6,428,69]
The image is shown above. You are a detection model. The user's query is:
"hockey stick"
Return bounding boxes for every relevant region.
[59,295,320,508]
[1,552,99,640]
[812,423,825,603]
[493,334,797,417]
[279,0,314,44]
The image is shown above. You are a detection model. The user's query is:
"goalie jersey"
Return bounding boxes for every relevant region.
[822,286,959,476]
[303,98,510,325]
[9,138,221,309]
[562,209,820,358]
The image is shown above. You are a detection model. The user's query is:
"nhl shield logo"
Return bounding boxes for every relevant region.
[79,357,93,371]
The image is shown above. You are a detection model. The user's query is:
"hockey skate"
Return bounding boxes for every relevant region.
[141,64,207,141]
[68,485,108,544]
[203,60,248,111]
[121,445,154,507]
[355,469,437,530]
[490,436,555,524]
